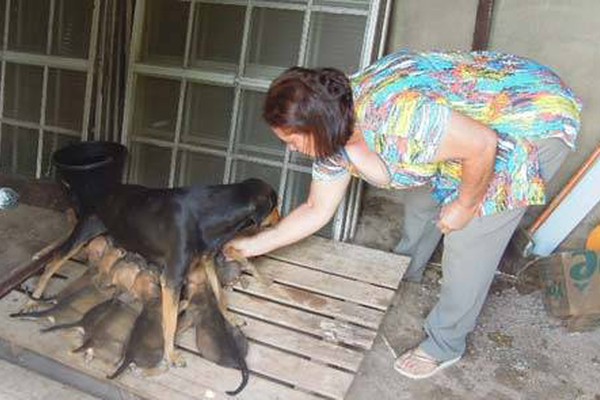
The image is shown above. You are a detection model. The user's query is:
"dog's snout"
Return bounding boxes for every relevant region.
[260,208,281,228]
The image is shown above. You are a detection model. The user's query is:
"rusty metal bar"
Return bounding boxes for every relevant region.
[471,0,496,51]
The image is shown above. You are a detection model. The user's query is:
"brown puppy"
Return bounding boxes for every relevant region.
[130,270,160,303]
[214,253,245,287]
[108,301,164,379]
[107,256,160,301]
[27,215,107,305]
[95,245,127,287]
[85,236,110,267]
[40,298,114,334]
[221,246,273,288]
[71,299,139,365]
[11,271,115,325]
[108,259,139,293]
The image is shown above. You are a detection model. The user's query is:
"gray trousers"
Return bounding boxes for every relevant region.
[393,138,570,361]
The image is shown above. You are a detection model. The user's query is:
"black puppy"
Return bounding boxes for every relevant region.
[25,178,279,367]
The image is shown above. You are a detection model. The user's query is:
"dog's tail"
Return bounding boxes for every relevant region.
[10,306,55,319]
[106,354,132,379]
[40,320,81,333]
[220,302,250,395]
[72,339,91,354]
[106,322,135,380]
[225,352,249,396]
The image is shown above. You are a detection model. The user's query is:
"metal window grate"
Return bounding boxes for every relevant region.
[122,0,390,240]
[0,0,100,179]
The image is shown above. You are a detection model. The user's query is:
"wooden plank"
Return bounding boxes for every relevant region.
[246,342,352,400]
[1,290,322,400]
[237,315,363,372]
[234,275,384,329]
[0,339,147,400]
[228,291,376,349]
[254,257,394,310]
[0,234,408,400]
[0,292,199,400]
[170,346,322,400]
[13,261,358,399]
[178,332,354,400]
[0,204,71,298]
[15,263,364,395]
[268,235,409,289]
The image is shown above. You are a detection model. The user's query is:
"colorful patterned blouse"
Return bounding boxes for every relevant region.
[313,50,582,215]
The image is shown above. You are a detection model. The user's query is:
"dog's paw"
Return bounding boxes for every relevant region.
[225,312,246,328]
[83,348,95,364]
[167,351,187,368]
[12,299,44,316]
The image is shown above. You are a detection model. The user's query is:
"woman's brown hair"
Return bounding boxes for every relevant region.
[263,67,354,158]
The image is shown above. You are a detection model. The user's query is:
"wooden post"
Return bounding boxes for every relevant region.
[472,0,496,51]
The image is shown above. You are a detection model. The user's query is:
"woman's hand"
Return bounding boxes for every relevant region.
[437,200,479,234]
[432,111,497,235]
[225,174,352,259]
[225,235,262,259]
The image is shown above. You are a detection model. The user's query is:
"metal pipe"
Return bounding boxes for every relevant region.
[168,1,195,188]
[350,0,391,240]
[223,1,253,184]
[130,135,312,174]
[35,0,55,178]
[120,0,146,147]
[81,0,101,141]
[105,0,117,141]
[112,0,126,142]
[50,0,64,149]
[471,0,496,51]
[377,0,391,58]
[0,117,80,136]
[94,0,109,141]
[277,0,313,214]
[0,50,89,70]
[36,66,49,178]
[342,0,384,241]
[121,0,146,183]
[0,0,12,159]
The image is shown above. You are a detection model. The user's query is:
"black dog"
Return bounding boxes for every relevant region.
[25,178,279,372]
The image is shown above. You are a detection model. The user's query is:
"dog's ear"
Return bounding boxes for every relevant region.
[201,202,257,245]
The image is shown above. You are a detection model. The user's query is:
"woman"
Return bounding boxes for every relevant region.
[227,50,582,379]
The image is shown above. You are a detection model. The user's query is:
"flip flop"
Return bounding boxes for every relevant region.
[394,347,461,380]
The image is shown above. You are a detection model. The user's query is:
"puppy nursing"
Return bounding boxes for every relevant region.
[12,179,280,395]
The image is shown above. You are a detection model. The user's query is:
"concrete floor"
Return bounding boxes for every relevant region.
[348,187,600,400]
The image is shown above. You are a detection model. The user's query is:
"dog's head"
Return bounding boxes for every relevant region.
[238,178,280,230]
[198,178,280,250]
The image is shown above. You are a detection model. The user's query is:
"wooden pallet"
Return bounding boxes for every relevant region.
[0,236,408,400]
[0,204,70,298]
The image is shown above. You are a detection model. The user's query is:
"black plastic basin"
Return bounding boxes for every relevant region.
[52,141,128,214]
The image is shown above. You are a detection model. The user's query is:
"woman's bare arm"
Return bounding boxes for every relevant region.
[227,173,352,257]
[433,110,498,233]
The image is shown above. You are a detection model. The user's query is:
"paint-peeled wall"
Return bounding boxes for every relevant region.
[383,0,600,248]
